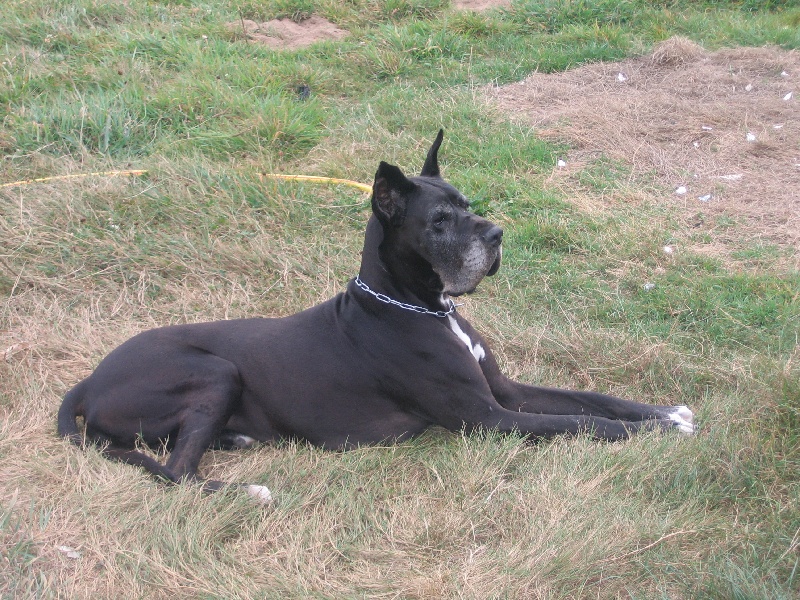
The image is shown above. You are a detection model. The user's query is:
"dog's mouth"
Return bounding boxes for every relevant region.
[486,247,502,277]
[448,249,502,297]
[439,246,502,297]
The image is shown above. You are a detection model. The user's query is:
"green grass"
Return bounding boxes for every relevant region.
[2,0,799,597]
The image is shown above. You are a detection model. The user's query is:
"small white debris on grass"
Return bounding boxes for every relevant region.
[745,83,753,91]
[246,484,273,504]
[4,342,31,362]
[781,71,790,77]
[783,92,794,101]
[718,174,743,181]
[698,194,713,202]
[617,72,628,82]
[746,132,756,142]
[643,282,656,291]
[675,185,687,195]
[701,125,713,131]
[58,545,81,559]
[774,124,784,129]
[557,159,566,168]
[663,245,675,254]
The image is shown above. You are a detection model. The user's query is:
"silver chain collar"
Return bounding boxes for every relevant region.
[354,275,460,318]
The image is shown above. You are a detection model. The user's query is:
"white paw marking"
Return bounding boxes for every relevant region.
[234,434,256,448]
[669,405,695,435]
[675,405,693,423]
[246,484,273,504]
[447,316,486,362]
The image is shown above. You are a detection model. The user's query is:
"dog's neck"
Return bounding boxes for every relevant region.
[357,215,450,311]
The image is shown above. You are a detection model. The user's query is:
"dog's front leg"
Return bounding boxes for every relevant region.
[489,380,694,435]
[454,319,694,434]
[415,382,669,443]
[466,405,667,441]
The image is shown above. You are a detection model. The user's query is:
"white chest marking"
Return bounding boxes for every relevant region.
[447,315,486,362]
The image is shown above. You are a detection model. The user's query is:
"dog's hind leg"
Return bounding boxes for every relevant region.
[91,371,239,487]
[103,445,182,482]
[102,442,272,503]
[86,353,273,501]
[165,415,273,503]
[155,357,272,503]
[159,359,244,484]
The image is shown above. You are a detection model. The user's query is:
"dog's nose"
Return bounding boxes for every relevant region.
[482,225,503,247]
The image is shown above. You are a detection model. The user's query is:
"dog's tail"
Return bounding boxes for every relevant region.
[57,381,86,446]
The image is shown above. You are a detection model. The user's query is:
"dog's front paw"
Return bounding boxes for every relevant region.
[246,484,273,504]
[668,405,695,435]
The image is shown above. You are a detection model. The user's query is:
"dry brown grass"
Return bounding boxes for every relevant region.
[489,38,800,261]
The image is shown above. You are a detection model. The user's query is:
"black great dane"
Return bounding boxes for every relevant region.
[59,131,694,502]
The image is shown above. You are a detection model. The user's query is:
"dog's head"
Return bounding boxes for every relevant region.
[371,130,502,297]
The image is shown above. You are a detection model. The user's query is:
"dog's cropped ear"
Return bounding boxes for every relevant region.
[420,129,444,178]
[372,161,416,226]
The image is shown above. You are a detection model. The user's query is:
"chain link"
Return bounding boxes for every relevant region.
[354,276,459,318]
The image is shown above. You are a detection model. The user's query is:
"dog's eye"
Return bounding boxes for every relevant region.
[433,213,449,228]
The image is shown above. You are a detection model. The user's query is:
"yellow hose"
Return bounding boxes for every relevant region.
[1,169,149,189]
[2,170,372,194]
[259,173,372,194]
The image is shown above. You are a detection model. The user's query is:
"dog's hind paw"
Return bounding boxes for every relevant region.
[246,484,273,504]
[669,405,695,435]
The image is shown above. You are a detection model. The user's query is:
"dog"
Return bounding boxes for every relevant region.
[59,131,694,502]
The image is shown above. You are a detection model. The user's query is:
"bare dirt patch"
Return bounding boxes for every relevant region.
[488,38,800,249]
[453,0,511,10]
[230,16,347,50]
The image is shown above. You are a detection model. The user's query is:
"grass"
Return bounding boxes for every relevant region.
[2,0,799,597]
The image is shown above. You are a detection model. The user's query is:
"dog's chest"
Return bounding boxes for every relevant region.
[446,316,486,362]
